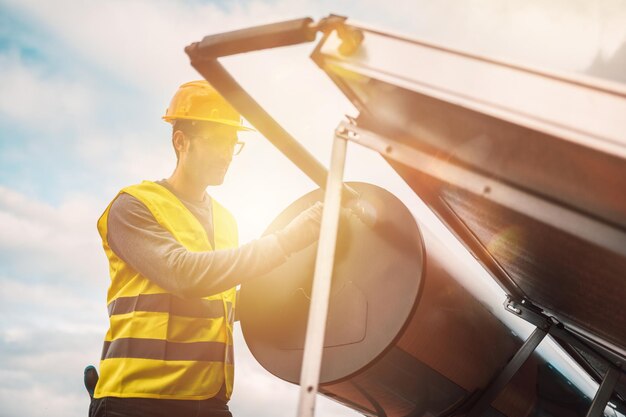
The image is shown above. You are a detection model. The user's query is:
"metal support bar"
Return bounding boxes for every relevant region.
[507,297,626,414]
[335,121,626,258]
[585,366,620,417]
[185,15,362,60]
[185,15,362,201]
[508,297,625,386]
[188,59,360,204]
[189,59,330,188]
[467,326,549,417]
[296,134,348,417]
[188,18,316,59]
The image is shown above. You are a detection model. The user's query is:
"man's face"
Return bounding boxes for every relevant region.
[178,123,239,186]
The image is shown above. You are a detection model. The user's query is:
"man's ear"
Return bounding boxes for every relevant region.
[172,130,189,155]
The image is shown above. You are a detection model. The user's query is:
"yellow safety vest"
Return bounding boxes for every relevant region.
[94,181,238,400]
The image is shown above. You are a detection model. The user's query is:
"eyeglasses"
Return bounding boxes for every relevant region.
[232,141,245,156]
[189,135,246,156]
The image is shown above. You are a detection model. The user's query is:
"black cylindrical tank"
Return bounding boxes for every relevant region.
[239,183,583,417]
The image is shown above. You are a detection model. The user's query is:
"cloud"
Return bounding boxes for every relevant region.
[0,185,108,286]
[0,52,96,132]
[0,386,86,417]
[0,326,101,417]
[1,0,331,93]
[0,277,107,331]
[4,0,626,92]
[0,185,108,417]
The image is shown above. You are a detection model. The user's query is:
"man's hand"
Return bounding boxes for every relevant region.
[275,202,324,256]
[274,199,366,257]
[344,196,378,228]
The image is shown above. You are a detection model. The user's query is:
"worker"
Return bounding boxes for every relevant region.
[88,80,326,417]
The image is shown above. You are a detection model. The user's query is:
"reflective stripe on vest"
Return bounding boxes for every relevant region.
[101,338,234,363]
[107,293,232,319]
[94,181,238,400]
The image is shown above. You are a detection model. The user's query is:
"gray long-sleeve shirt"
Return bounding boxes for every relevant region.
[107,180,287,299]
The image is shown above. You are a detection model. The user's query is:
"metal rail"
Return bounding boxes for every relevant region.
[466,327,549,417]
[296,133,348,417]
[586,367,621,417]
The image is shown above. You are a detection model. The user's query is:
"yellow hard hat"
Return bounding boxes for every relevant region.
[162,80,254,131]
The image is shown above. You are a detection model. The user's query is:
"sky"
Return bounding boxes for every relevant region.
[0,1,625,416]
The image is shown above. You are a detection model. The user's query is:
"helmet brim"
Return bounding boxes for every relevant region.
[162,115,256,132]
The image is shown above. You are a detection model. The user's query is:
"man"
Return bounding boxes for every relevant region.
[88,80,324,417]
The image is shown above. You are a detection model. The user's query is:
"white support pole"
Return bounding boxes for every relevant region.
[296,134,348,417]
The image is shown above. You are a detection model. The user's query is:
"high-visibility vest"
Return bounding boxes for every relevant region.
[94,181,238,400]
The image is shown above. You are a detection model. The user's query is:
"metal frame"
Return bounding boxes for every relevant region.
[510,300,623,417]
[335,120,626,415]
[185,16,626,417]
[312,25,626,159]
[467,326,549,417]
[335,121,626,359]
[296,133,348,417]
[315,25,626,414]
[587,367,621,417]
[334,121,626,259]
[463,299,624,417]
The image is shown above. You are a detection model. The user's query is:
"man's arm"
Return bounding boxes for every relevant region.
[107,193,291,298]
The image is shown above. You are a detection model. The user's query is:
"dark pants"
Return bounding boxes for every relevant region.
[89,397,233,417]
